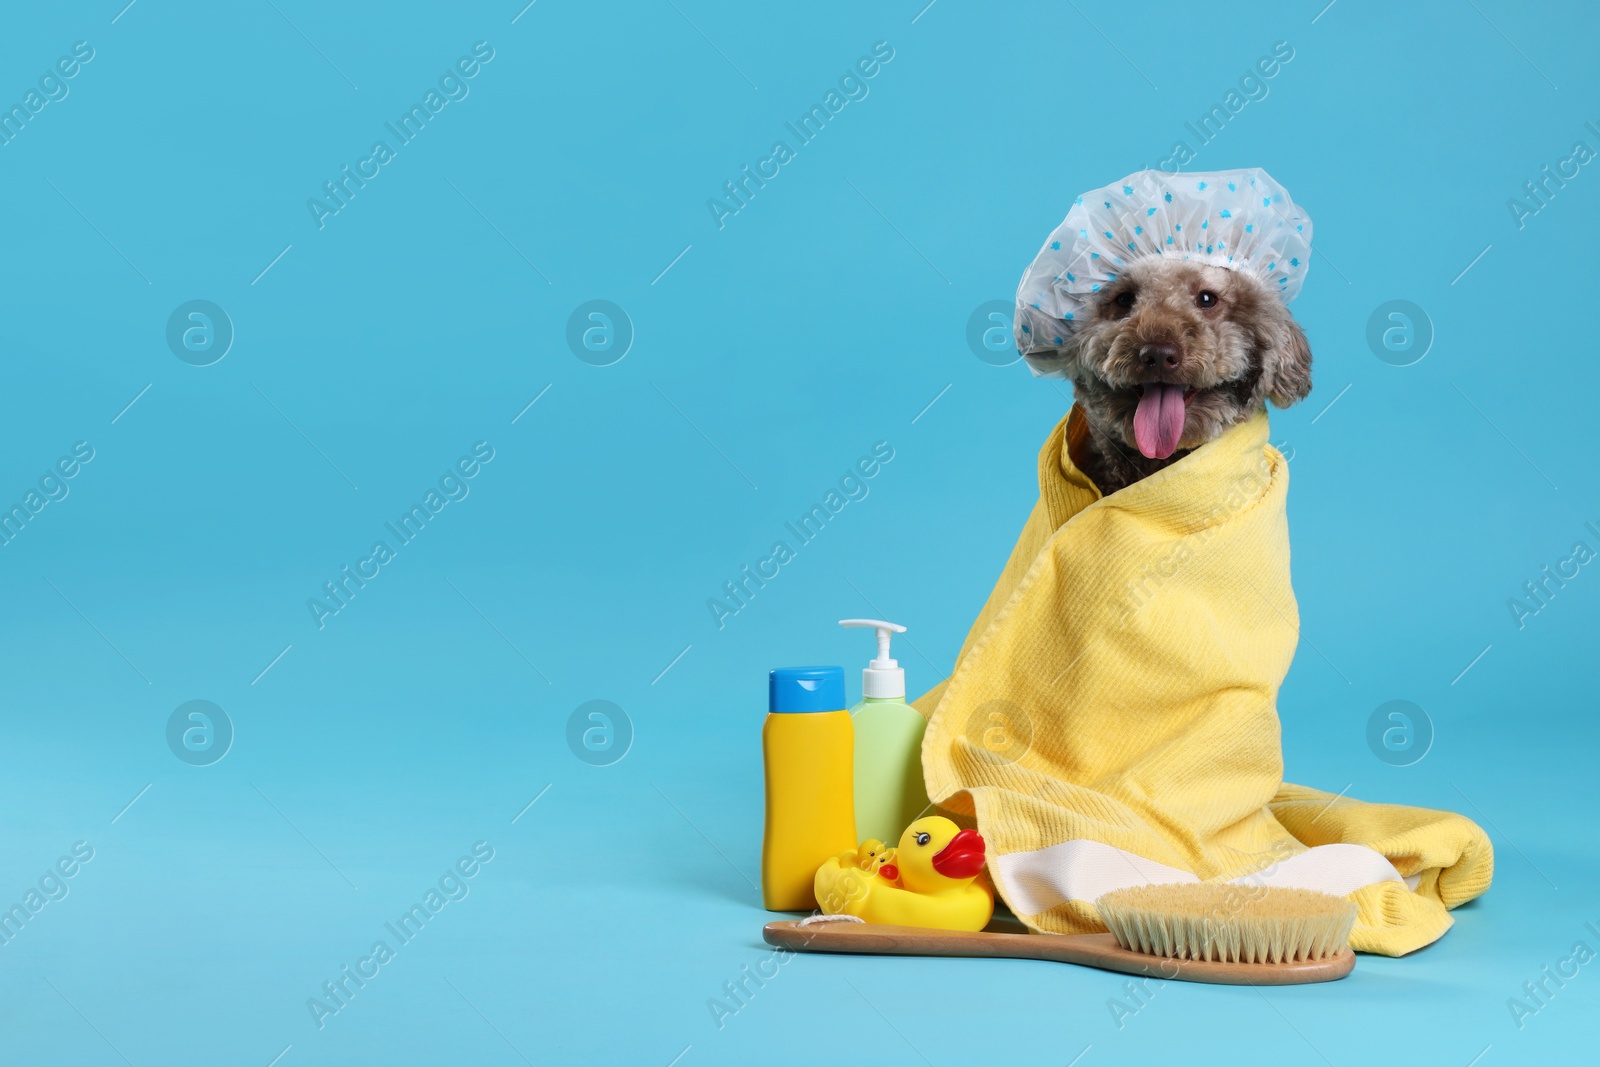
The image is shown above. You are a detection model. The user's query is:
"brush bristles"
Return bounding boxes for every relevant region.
[1095,883,1356,964]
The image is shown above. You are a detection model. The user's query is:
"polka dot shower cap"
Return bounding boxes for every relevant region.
[1014,167,1313,377]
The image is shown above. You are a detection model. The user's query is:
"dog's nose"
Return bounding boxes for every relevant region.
[1139,342,1182,369]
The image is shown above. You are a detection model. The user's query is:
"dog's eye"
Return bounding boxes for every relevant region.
[1114,291,1136,309]
[1195,290,1218,309]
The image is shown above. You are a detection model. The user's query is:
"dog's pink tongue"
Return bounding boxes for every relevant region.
[1133,383,1187,459]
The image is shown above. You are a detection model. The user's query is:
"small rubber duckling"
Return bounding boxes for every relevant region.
[814,816,993,931]
[853,839,897,874]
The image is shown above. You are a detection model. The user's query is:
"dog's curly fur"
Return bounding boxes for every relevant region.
[1031,257,1312,494]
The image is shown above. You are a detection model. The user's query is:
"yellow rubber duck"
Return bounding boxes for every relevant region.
[814,816,993,931]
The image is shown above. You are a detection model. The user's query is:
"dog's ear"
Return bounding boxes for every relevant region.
[1261,319,1312,409]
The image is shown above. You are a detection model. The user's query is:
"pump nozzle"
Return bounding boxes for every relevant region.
[839,619,907,699]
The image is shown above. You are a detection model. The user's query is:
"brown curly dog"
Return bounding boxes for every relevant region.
[1029,257,1313,494]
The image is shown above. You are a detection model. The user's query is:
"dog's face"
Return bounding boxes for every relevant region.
[1046,257,1312,460]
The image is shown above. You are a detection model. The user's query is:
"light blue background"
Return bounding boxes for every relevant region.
[0,1,1594,1064]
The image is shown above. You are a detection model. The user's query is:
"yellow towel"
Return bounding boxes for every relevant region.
[915,407,1492,956]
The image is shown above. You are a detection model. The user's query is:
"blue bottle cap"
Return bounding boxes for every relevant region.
[768,666,846,714]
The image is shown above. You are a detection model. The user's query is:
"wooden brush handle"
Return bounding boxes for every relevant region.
[763,921,1355,986]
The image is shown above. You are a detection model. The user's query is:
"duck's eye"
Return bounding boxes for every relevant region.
[916,832,931,846]
[1195,290,1218,309]
[1114,291,1136,309]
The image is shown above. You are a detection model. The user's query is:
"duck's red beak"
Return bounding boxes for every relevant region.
[930,829,986,879]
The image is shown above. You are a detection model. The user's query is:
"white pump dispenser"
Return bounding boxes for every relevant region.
[838,619,907,699]
[837,616,927,843]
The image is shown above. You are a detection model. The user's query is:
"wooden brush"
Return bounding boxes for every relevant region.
[1096,883,1357,965]
[763,883,1358,986]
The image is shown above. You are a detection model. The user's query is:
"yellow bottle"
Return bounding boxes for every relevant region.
[762,666,856,911]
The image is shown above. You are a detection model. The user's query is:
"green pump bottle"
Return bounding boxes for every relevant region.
[840,619,931,844]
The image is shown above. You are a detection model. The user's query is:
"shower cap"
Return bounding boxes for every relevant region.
[1014,168,1313,377]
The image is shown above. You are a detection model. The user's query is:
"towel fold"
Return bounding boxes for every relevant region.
[915,407,1492,955]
